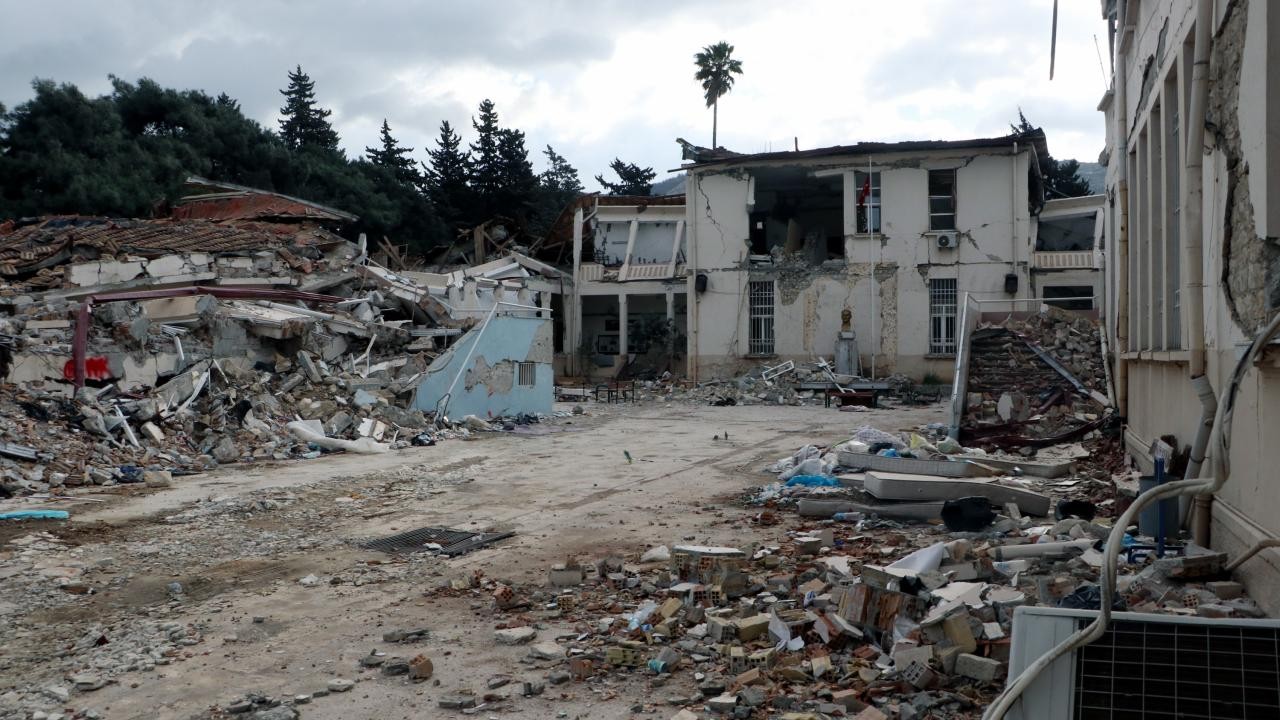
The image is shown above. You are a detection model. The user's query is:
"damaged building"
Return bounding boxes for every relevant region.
[546,194,688,378]
[0,178,560,497]
[1098,0,1280,613]
[676,129,1101,382]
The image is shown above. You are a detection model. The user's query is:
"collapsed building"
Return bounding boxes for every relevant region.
[0,178,562,497]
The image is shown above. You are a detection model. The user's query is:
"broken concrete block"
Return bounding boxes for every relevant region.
[548,563,583,587]
[142,470,172,488]
[733,615,770,642]
[529,642,564,660]
[1207,580,1244,600]
[853,707,889,720]
[493,627,536,645]
[941,612,978,653]
[140,421,165,442]
[707,694,738,713]
[296,351,322,382]
[955,653,1003,683]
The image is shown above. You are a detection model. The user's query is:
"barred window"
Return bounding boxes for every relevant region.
[929,278,958,355]
[747,280,775,356]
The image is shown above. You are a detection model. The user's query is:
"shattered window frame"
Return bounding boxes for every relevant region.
[747,280,776,356]
[929,278,958,355]
[855,171,882,234]
[928,168,957,231]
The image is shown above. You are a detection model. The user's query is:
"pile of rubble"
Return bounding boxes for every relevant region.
[0,209,561,500]
[406,477,1257,719]
[961,306,1112,449]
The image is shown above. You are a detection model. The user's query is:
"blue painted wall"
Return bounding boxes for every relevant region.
[413,314,554,418]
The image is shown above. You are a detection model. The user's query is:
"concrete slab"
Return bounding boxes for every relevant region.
[863,471,1051,516]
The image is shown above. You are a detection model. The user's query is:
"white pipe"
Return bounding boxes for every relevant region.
[1113,0,1131,417]
[985,307,1280,720]
[1224,538,1280,573]
[1011,141,1019,294]
[989,539,1094,561]
[1182,0,1217,539]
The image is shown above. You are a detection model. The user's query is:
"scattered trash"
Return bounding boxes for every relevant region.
[0,509,69,521]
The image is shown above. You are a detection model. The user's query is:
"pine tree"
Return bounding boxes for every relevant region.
[423,120,472,228]
[468,99,503,217]
[1010,109,1092,198]
[540,145,583,194]
[495,127,536,217]
[595,158,656,196]
[365,119,418,185]
[278,65,340,152]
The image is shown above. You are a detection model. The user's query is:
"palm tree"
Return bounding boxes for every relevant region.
[693,42,744,149]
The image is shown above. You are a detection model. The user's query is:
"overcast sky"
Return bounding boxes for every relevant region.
[0,1,1108,191]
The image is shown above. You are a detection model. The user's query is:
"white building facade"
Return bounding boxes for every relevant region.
[679,132,1070,382]
[1099,0,1280,611]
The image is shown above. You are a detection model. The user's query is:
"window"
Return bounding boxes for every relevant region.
[854,171,881,233]
[516,361,537,386]
[747,280,775,355]
[1042,286,1094,310]
[929,278,958,355]
[928,169,956,231]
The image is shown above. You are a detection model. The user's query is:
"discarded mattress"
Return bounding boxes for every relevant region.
[837,451,978,478]
[863,471,1051,516]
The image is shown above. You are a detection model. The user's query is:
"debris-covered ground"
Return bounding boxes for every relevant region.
[0,398,1264,720]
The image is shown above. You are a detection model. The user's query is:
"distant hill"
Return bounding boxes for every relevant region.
[1075,161,1105,195]
[651,175,686,196]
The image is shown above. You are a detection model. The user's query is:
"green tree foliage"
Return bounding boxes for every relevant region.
[365,119,419,185]
[0,72,585,257]
[0,74,448,254]
[693,41,743,149]
[1011,109,1093,198]
[595,158,656,196]
[468,99,502,218]
[278,65,340,153]
[526,145,583,241]
[423,120,472,230]
[495,127,536,218]
[540,145,583,194]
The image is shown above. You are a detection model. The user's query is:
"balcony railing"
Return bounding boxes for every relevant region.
[1032,250,1096,270]
[578,261,684,283]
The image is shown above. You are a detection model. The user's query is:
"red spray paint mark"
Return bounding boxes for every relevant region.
[63,356,112,381]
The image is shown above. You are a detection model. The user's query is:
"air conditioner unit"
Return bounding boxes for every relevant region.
[1006,606,1280,720]
[936,233,958,249]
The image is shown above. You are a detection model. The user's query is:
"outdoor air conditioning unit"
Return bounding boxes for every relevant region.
[1006,606,1280,720]
[936,233,958,249]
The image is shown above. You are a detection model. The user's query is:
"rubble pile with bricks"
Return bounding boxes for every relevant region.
[0,219,532,500]
[410,454,1264,719]
[961,305,1112,450]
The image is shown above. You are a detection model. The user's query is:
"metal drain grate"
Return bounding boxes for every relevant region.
[362,526,515,556]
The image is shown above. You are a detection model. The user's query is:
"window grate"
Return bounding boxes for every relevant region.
[1072,618,1280,719]
[748,280,775,355]
[516,361,536,387]
[929,278,957,355]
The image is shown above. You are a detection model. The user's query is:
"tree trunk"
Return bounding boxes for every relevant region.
[712,100,718,149]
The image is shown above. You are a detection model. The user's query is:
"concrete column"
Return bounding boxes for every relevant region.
[618,294,629,358]
[569,206,584,374]
[665,291,676,359]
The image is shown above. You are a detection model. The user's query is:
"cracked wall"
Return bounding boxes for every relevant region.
[1211,0,1277,332]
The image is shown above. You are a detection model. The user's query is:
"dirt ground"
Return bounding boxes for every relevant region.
[0,400,947,720]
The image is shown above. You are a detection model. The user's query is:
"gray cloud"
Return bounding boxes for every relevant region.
[0,0,1105,186]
